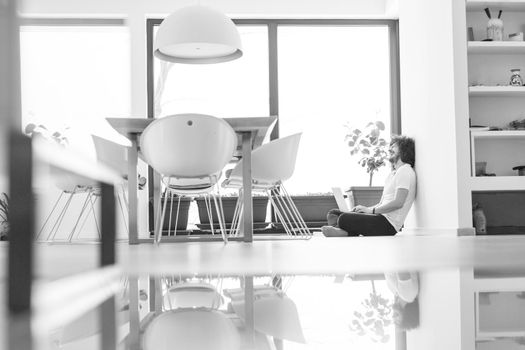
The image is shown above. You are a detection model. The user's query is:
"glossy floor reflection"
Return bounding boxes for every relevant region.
[5,234,525,350]
[37,268,525,350]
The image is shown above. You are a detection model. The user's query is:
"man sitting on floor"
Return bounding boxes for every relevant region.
[323,135,416,237]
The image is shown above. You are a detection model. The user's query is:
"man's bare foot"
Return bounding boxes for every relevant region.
[321,226,348,237]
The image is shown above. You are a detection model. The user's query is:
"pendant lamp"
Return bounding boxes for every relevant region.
[154,5,243,64]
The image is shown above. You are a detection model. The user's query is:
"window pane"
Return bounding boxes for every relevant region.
[278,26,392,194]
[20,25,131,157]
[153,25,269,118]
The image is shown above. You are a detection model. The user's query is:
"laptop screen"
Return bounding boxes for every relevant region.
[331,187,349,212]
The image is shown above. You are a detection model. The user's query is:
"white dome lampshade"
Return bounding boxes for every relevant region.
[154,5,243,64]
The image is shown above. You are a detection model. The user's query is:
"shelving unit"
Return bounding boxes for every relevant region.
[466,0,525,236]
[469,86,525,96]
[468,41,525,54]
[471,130,525,138]
[466,0,525,11]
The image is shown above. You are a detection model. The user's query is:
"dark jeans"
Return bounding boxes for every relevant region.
[327,209,397,237]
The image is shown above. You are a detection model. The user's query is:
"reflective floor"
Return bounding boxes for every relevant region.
[3,234,525,350]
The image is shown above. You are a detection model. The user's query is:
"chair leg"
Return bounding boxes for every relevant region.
[229,191,243,237]
[154,188,169,244]
[269,187,311,238]
[36,191,65,241]
[211,192,228,243]
[117,190,129,234]
[203,194,216,236]
[173,195,181,237]
[167,191,175,237]
[47,191,75,241]
[70,191,102,242]
[268,189,293,235]
[280,185,311,237]
[67,191,93,242]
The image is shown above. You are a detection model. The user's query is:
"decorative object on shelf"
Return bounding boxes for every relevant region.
[512,165,525,176]
[467,27,475,41]
[509,69,524,86]
[470,125,490,131]
[485,8,504,41]
[475,162,487,176]
[508,118,525,130]
[345,121,389,187]
[0,192,9,241]
[153,5,242,64]
[509,32,524,41]
[472,203,487,235]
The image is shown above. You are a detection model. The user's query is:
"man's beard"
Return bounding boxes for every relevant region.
[389,154,400,164]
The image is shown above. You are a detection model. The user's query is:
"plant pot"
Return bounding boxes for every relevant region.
[196,196,268,228]
[160,196,192,231]
[346,186,383,207]
[289,195,337,228]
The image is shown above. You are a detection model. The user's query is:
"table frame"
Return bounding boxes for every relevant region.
[107,116,277,244]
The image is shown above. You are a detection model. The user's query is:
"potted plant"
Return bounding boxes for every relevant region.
[148,195,193,235]
[349,279,393,343]
[287,192,338,229]
[344,121,389,207]
[195,195,269,231]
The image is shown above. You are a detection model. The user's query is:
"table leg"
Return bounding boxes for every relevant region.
[244,276,255,347]
[241,132,253,242]
[127,135,139,244]
[128,277,140,350]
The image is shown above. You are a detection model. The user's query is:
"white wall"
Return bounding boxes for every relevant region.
[398,0,472,235]
[407,269,475,350]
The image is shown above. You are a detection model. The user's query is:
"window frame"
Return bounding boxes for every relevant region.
[146,18,401,137]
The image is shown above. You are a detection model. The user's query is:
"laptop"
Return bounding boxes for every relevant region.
[331,187,350,212]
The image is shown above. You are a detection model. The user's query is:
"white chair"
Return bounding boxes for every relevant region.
[222,133,311,238]
[36,136,130,242]
[225,285,306,343]
[36,173,99,242]
[163,281,224,310]
[140,113,237,243]
[143,309,241,350]
[91,135,130,235]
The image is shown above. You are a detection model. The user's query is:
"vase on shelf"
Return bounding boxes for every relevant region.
[509,69,523,87]
[487,18,503,41]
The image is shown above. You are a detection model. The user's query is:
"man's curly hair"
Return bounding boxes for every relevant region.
[391,136,415,167]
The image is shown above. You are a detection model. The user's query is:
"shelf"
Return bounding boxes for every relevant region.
[471,130,525,138]
[468,41,525,54]
[469,86,525,96]
[467,0,525,11]
[471,176,525,191]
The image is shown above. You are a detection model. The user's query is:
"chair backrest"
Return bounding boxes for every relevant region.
[91,135,129,178]
[163,282,223,309]
[140,114,237,177]
[231,133,302,183]
[143,309,241,350]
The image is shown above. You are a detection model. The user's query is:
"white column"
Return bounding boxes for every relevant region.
[407,268,475,350]
[398,0,472,235]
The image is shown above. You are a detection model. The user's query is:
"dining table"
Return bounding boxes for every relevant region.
[106,116,277,244]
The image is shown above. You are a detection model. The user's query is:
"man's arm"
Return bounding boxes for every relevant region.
[353,188,408,214]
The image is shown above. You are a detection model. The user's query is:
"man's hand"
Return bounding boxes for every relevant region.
[352,205,373,214]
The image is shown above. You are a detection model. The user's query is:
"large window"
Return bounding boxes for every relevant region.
[148,20,398,194]
[20,22,131,157]
[278,25,393,193]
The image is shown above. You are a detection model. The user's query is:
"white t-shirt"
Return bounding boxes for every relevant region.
[385,272,419,303]
[379,164,416,232]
